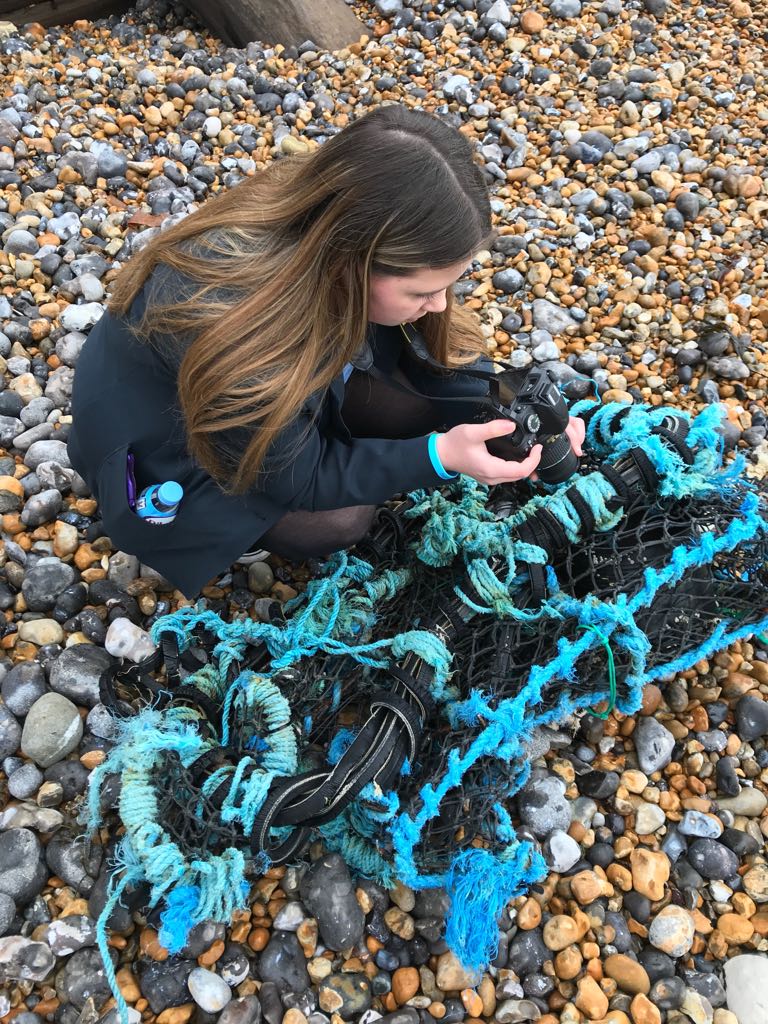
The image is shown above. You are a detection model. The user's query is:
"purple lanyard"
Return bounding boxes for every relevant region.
[126,450,138,511]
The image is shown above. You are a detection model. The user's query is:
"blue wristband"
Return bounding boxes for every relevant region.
[428,433,458,480]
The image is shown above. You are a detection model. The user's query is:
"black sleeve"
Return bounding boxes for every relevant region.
[135,265,447,506]
[256,406,445,510]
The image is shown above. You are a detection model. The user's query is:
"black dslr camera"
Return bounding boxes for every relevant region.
[400,325,579,485]
[480,365,578,484]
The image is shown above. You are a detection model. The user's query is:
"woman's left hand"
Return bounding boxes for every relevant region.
[565,415,586,457]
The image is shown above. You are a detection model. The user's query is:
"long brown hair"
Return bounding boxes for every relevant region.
[109,102,494,493]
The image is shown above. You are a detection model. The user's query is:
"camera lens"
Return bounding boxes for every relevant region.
[538,432,579,484]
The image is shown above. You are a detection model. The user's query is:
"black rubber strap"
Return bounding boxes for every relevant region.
[248,786,313,861]
[279,695,421,825]
[516,520,551,603]
[626,447,659,492]
[564,485,596,535]
[388,665,437,720]
[370,692,422,764]
[251,687,426,851]
[158,631,182,686]
[536,508,569,554]
[99,652,171,714]
[606,405,632,434]
[353,535,390,563]
[654,425,694,465]
[168,685,222,728]
[438,601,472,639]
[250,771,323,858]
[600,464,631,507]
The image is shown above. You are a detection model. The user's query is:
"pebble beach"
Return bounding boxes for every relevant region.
[1,1,768,1024]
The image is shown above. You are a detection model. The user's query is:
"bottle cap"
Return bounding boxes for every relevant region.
[157,481,183,507]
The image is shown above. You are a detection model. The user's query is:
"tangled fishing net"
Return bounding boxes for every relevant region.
[86,399,768,1018]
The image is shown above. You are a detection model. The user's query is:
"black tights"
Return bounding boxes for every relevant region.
[256,369,442,561]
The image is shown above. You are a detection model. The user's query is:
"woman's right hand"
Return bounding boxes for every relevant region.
[435,420,543,485]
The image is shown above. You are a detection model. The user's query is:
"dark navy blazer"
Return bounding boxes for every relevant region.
[68,276,488,596]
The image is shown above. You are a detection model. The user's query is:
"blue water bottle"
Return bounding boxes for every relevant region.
[135,481,183,525]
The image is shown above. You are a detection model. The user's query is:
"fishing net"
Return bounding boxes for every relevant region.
[87,399,768,1019]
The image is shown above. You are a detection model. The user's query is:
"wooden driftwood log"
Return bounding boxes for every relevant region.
[182,0,366,50]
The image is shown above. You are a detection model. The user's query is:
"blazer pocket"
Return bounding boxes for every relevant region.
[95,443,180,551]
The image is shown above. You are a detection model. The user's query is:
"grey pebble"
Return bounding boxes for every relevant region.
[0,892,16,936]
[678,810,723,839]
[318,975,372,1018]
[494,998,542,1023]
[272,901,307,932]
[517,773,572,837]
[45,834,102,896]
[4,229,38,256]
[54,946,115,1010]
[55,332,87,366]
[650,976,686,1010]
[633,717,675,774]
[21,559,76,612]
[0,703,21,759]
[180,920,226,959]
[21,487,62,526]
[531,299,576,335]
[218,996,262,1024]
[86,703,116,740]
[20,397,55,428]
[543,830,581,872]
[21,692,83,768]
[24,439,70,469]
[48,643,113,707]
[0,936,55,982]
[492,269,524,295]
[8,762,44,799]
[258,930,310,992]
[735,694,768,741]
[299,852,364,951]
[507,927,549,974]
[550,0,581,15]
[56,302,103,335]
[686,838,739,880]
[44,915,97,956]
[136,958,196,1014]
[707,355,750,380]
[187,967,232,1013]
[0,828,47,904]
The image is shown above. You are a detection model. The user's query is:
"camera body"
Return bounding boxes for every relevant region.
[478,366,578,484]
[398,324,579,484]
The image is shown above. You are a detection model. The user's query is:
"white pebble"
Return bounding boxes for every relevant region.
[187,967,232,1012]
[104,617,156,662]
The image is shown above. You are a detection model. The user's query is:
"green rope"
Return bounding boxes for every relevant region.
[577,623,617,719]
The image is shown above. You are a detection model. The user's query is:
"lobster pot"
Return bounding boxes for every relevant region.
[88,400,768,990]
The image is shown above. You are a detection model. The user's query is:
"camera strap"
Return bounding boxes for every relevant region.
[352,323,504,408]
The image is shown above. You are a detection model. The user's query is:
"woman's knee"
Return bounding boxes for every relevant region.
[261,505,376,560]
[331,505,377,549]
[307,506,375,554]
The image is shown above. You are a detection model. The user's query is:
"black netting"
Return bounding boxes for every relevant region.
[113,480,767,875]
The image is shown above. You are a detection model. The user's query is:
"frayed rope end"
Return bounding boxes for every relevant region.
[444,842,547,971]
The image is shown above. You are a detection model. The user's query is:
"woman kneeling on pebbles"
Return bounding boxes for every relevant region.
[69,102,584,596]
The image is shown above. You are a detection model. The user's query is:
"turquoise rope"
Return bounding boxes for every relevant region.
[95,868,140,1024]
